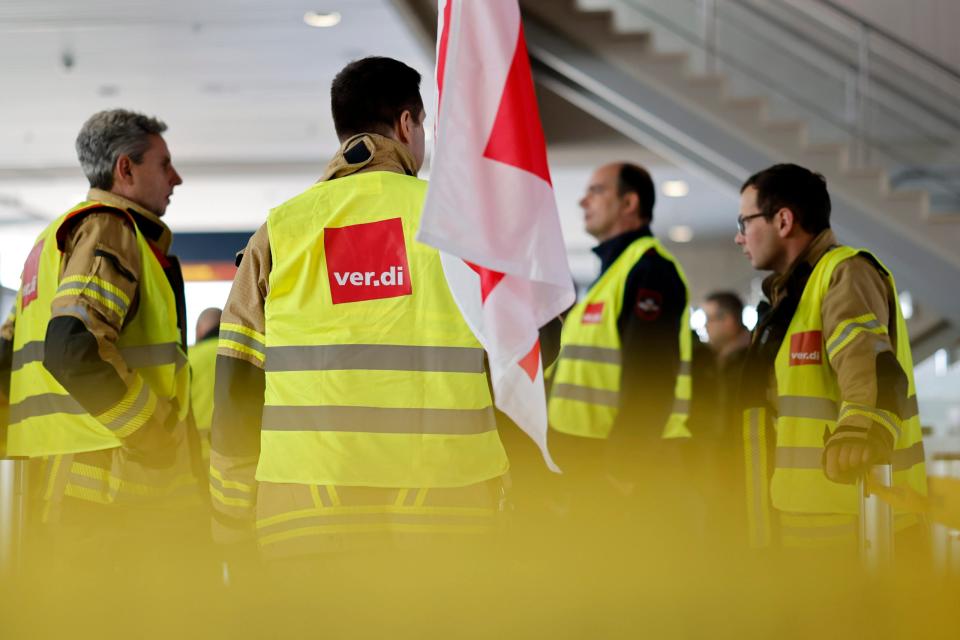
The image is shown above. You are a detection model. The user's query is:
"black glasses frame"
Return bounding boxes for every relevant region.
[737,212,768,234]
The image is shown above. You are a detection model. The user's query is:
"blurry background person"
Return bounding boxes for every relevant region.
[701,290,752,544]
[189,307,221,462]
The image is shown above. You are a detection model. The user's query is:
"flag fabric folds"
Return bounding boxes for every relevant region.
[418,0,576,471]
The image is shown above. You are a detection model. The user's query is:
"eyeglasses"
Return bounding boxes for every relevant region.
[736,212,768,234]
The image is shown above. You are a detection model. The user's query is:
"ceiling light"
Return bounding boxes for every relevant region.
[668,225,694,243]
[304,11,341,28]
[662,180,689,198]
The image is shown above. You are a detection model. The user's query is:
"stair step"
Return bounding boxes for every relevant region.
[762,120,808,147]
[717,96,768,126]
[842,167,889,193]
[800,143,849,173]
[679,73,728,103]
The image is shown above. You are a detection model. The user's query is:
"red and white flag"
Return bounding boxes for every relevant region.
[417,0,576,472]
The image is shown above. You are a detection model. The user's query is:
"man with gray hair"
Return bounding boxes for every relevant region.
[0,109,201,533]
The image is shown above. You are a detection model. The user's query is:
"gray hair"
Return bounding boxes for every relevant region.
[75,109,168,190]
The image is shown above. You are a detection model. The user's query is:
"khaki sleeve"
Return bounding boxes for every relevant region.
[48,212,175,449]
[217,223,269,368]
[52,211,142,372]
[822,256,902,448]
[210,223,270,535]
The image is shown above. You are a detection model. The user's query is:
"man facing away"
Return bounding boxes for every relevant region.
[735,163,926,550]
[209,57,513,561]
[0,109,200,533]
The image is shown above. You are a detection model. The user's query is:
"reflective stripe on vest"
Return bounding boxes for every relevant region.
[548,236,692,440]
[6,201,189,458]
[770,246,926,516]
[258,171,508,488]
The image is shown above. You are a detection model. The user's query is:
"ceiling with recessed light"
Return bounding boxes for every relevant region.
[0,0,747,292]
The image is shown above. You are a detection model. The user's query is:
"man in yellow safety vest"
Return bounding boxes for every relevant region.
[209,57,523,560]
[735,163,926,550]
[0,109,200,533]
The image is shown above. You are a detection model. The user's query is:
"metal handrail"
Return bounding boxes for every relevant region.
[618,1,957,160]
[735,0,960,133]
[617,0,960,206]
[766,0,960,124]
[812,0,960,85]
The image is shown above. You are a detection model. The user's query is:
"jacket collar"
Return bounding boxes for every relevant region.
[762,229,837,307]
[320,133,419,183]
[591,226,653,275]
[87,188,172,254]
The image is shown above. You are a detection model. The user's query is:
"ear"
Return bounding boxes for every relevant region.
[620,191,640,218]
[114,154,134,186]
[776,207,796,238]
[395,109,415,145]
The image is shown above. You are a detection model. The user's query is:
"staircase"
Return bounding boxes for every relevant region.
[518,0,960,349]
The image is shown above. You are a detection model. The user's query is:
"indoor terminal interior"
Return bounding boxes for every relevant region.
[2,1,960,638]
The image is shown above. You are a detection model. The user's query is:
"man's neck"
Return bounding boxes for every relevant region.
[772,234,815,275]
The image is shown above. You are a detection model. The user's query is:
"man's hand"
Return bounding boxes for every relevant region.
[823,440,878,484]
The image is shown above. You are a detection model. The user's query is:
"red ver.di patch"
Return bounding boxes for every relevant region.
[324,217,412,305]
[21,240,44,311]
[789,330,823,366]
[581,302,604,325]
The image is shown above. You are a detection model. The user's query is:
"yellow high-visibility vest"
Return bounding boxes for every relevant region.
[548,236,692,440]
[255,171,508,488]
[764,246,926,515]
[7,201,189,458]
[189,337,217,461]
[188,338,217,431]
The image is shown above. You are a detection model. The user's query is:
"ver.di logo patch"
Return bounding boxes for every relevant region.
[789,330,823,366]
[324,217,412,305]
[581,302,604,324]
[20,240,44,311]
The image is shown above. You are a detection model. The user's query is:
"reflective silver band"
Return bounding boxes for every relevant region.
[261,404,497,435]
[777,396,838,421]
[550,383,619,408]
[11,340,182,371]
[10,340,44,372]
[893,441,925,471]
[257,511,494,536]
[56,281,129,314]
[120,343,184,369]
[9,393,85,424]
[559,345,621,365]
[265,344,485,374]
[209,474,254,501]
[747,408,767,545]
[826,318,883,355]
[775,441,925,472]
[103,381,152,432]
[677,360,692,376]
[219,330,265,355]
[839,402,902,437]
[671,398,690,415]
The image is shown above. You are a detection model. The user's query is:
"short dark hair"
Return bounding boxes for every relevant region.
[706,291,745,327]
[331,57,424,141]
[617,163,655,223]
[741,163,831,234]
